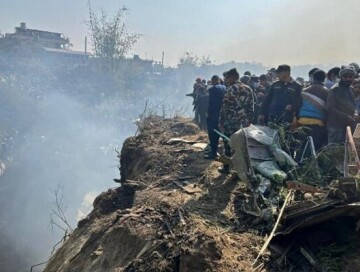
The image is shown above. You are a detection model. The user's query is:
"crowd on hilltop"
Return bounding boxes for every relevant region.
[188,63,360,173]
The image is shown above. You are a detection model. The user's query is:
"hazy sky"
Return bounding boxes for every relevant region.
[1,0,359,67]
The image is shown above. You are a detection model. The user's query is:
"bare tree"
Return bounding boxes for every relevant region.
[30,186,73,271]
[87,1,141,62]
[178,52,213,67]
[49,184,73,233]
[179,52,200,66]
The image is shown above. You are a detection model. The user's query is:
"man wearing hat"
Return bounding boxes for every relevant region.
[240,75,251,85]
[258,64,303,126]
[219,68,255,173]
[244,71,252,77]
[267,68,277,83]
[249,74,260,91]
[326,66,357,143]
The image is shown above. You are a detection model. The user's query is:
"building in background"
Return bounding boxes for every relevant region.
[0,23,168,74]
[0,22,88,63]
[2,22,70,49]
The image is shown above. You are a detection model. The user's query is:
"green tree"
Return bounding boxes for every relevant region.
[87,1,141,61]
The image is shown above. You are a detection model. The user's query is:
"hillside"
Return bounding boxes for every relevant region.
[44,117,360,272]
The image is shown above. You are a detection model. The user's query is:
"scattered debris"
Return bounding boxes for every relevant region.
[300,247,320,269]
[173,181,202,194]
[178,207,186,226]
[166,138,200,145]
[253,190,294,266]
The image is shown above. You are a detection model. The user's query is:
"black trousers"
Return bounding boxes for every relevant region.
[223,133,232,157]
[296,124,327,161]
[223,128,240,157]
[207,118,220,154]
[300,125,327,150]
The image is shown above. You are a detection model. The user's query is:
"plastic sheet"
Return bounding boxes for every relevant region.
[254,161,287,183]
[270,144,297,167]
[245,125,274,146]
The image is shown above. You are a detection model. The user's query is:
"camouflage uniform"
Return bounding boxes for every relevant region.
[219,82,255,159]
[220,82,255,135]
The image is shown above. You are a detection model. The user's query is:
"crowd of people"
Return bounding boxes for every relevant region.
[189,63,360,174]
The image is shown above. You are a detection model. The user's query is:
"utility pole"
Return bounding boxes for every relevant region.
[161,51,164,67]
[84,36,87,55]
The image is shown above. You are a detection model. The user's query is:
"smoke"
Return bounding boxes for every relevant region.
[0,57,196,271]
[77,191,98,221]
[0,90,133,268]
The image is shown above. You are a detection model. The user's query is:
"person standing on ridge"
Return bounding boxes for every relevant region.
[296,69,328,157]
[204,75,226,159]
[219,68,255,174]
[326,66,357,143]
[258,64,302,127]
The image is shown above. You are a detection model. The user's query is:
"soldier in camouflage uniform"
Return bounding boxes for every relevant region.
[219,68,255,173]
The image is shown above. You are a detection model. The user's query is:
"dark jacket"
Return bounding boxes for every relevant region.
[207,83,226,122]
[326,81,355,128]
[255,84,271,104]
[302,81,328,101]
[298,81,328,121]
[260,79,302,124]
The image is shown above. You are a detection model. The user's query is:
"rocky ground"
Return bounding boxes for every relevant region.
[43,116,360,272]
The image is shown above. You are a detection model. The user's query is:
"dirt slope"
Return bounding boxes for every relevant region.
[44,116,360,272]
[43,116,268,272]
